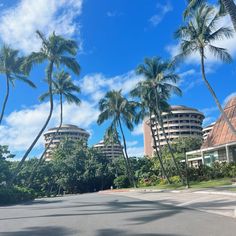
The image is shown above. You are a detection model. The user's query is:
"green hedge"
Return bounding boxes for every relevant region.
[0,186,35,205]
[113,175,130,188]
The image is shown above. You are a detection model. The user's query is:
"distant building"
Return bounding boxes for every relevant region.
[187,97,236,167]
[93,140,123,159]
[203,122,215,140]
[143,105,204,157]
[44,124,90,159]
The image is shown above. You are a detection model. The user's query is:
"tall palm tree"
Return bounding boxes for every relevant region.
[28,70,81,186]
[184,0,236,32]
[0,45,36,125]
[131,84,171,184]
[175,3,236,136]
[12,31,80,182]
[97,90,137,187]
[135,57,184,183]
[103,126,121,160]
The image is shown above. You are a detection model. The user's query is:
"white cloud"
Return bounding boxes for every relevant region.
[0,70,144,156]
[127,146,144,157]
[0,100,98,153]
[81,71,144,102]
[126,140,138,147]
[0,0,83,54]
[223,92,236,107]
[203,117,216,127]
[179,69,196,78]
[201,106,218,117]
[132,124,143,136]
[149,1,173,26]
[183,78,202,92]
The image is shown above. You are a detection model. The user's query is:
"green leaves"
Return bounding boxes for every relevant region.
[97,90,138,132]
[176,3,233,64]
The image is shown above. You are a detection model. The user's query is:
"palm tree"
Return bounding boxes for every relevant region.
[97,90,137,187]
[135,57,184,183]
[184,0,236,32]
[0,45,36,125]
[40,70,81,128]
[103,126,121,160]
[12,31,80,182]
[175,3,236,136]
[131,84,171,184]
[28,70,81,186]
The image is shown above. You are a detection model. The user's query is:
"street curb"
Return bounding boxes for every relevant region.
[100,187,236,197]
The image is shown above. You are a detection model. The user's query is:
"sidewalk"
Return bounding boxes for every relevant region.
[102,186,236,219]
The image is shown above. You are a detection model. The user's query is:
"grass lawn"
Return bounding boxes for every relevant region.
[137,178,233,190]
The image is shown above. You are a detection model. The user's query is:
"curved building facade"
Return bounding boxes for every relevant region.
[144,105,204,156]
[93,140,123,159]
[203,122,215,140]
[44,124,90,159]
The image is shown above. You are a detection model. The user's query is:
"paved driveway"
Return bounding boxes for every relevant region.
[0,193,236,236]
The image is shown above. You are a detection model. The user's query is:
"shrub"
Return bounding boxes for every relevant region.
[170,175,181,184]
[229,165,236,178]
[159,178,168,185]
[113,175,130,188]
[0,186,35,205]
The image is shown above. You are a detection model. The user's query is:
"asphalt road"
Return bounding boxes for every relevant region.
[0,193,236,236]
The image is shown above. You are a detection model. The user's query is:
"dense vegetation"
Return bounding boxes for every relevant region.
[1,136,236,205]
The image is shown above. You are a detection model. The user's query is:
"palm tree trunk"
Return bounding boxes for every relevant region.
[0,74,10,125]
[11,61,55,184]
[118,118,136,187]
[155,121,162,156]
[153,89,184,184]
[221,0,236,32]
[28,93,64,187]
[200,47,236,137]
[149,111,171,184]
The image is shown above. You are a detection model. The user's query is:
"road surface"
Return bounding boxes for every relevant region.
[0,192,236,235]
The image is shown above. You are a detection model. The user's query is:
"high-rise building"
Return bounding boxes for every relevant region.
[93,140,123,158]
[44,124,90,159]
[202,122,216,140]
[143,105,205,157]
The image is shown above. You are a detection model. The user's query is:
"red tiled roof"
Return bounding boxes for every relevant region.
[202,96,236,148]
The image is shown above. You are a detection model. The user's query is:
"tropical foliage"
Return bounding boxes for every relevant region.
[184,0,236,32]
[175,3,236,138]
[97,90,138,187]
[132,57,183,184]
[13,31,80,181]
[0,45,36,125]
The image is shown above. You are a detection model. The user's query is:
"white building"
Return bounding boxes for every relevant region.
[93,140,123,159]
[143,105,204,156]
[202,122,215,140]
[44,124,90,159]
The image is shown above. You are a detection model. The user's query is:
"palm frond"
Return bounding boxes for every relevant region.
[14,75,36,88]
[208,27,233,41]
[64,93,81,105]
[60,56,80,75]
[208,44,232,63]
[39,92,51,101]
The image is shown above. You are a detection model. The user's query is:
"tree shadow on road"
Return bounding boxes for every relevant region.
[96,228,181,236]
[0,226,76,236]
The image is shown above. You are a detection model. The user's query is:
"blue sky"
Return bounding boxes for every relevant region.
[0,0,235,159]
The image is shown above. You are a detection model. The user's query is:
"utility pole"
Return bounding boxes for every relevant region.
[184,148,190,189]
